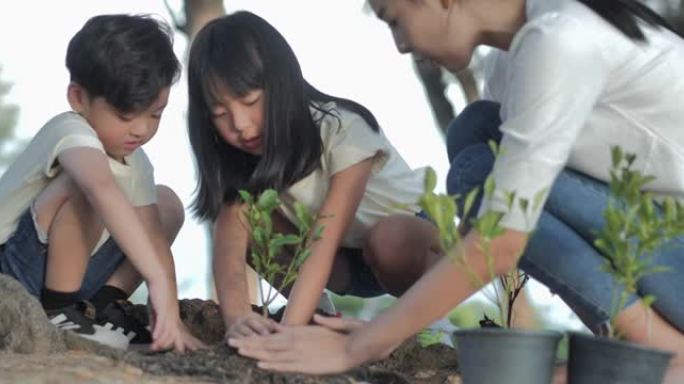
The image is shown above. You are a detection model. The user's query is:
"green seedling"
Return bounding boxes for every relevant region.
[594,146,684,338]
[418,141,545,328]
[239,189,325,317]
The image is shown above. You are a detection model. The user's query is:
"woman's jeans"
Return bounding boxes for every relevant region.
[446,100,684,334]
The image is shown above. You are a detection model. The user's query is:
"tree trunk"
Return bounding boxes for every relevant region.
[184,0,226,41]
[413,55,480,138]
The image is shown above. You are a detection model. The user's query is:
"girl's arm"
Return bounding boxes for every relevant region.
[214,202,278,336]
[214,202,253,323]
[281,158,375,325]
[58,147,199,351]
[230,227,528,374]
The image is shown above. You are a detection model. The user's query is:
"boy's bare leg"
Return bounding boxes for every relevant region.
[105,185,185,294]
[363,214,442,297]
[32,173,104,292]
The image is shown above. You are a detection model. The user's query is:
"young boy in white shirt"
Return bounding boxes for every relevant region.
[0,14,203,352]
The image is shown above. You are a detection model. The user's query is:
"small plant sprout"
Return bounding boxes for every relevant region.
[418,141,546,328]
[239,189,324,317]
[593,146,684,338]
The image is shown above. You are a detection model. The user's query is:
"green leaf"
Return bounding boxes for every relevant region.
[484,175,496,200]
[424,167,437,193]
[533,188,548,212]
[641,295,656,308]
[463,187,479,219]
[487,140,499,157]
[257,189,280,211]
[416,329,444,347]
[239,189,253,204]
[611,146,623,169]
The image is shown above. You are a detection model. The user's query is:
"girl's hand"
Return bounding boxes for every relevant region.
[228,314,388,374]
[148,283,206,352]
[226,312,278,340]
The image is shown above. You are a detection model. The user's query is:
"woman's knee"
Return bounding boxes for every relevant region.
[446,143,495,216]
[156,185,184,242]
[446,100,502,162]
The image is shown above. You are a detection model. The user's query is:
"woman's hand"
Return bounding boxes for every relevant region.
[228,314,394,374]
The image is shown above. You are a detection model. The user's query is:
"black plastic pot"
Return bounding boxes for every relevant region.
[452,328,562,384]
[568,331,673,384]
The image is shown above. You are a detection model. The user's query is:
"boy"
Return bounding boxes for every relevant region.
[0,14,202,352]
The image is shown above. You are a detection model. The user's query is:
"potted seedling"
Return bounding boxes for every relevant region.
[567,147,684,384]
[418,141,561,384]
[239,189,324,318]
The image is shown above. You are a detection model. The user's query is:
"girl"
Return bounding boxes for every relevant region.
[230,0,684,381]
[186,12,440,339]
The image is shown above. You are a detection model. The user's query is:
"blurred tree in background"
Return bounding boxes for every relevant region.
[0,67,20,167]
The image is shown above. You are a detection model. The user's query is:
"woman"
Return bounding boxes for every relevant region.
[229,0,684,380]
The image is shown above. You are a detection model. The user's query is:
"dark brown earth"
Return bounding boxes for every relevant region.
[0,290,461,384]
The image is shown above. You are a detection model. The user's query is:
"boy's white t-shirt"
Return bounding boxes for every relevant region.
[0,111,158,252]
[278,103,427,248]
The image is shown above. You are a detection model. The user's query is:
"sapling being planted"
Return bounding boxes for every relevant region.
[593,146,684,338]
[239,189,324,318]
[418,141,546,328]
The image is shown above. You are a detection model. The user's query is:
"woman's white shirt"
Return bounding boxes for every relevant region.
[481,0,684,231]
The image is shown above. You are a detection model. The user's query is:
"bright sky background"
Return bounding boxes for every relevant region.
[0,1,582,331]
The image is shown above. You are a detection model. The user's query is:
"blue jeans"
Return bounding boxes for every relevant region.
[0,208,126,300]
[446,100,684,334]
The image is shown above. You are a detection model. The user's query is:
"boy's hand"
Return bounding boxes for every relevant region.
[226,312,278,340]
[148,283,206,352]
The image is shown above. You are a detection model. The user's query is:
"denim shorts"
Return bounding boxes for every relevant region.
[342,211,431,299]
[0,207,126,300]
[341,247,385,298]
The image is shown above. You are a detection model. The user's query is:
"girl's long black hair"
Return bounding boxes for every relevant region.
[188,11,379,221]
[578,0,680,40]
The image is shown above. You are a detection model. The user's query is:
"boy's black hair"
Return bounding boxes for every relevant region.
[66,14,181,113]
[578,0,680,41]
[187,11,380,221]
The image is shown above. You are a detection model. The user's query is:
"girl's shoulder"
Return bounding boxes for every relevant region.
[311,101,373,135]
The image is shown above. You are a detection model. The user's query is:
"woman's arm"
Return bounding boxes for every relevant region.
[230,227,528,374]
[281,158,374,325]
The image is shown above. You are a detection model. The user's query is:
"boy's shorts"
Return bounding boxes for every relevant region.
[0,208,126,299]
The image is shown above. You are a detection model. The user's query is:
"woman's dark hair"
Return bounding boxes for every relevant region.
[578,0,680,41]
[188,11,379,221]
[66,14,180,113]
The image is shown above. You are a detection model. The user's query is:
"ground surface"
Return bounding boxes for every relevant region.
[0,294,461,384]
[0,339,461,384]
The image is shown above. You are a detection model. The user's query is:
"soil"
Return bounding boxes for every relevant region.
[0,299,462,384]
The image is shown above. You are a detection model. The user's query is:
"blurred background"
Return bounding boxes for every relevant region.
[2,0,681,338]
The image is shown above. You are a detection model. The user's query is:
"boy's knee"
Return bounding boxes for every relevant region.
[33,173,97,237]
[155,185,185,236]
